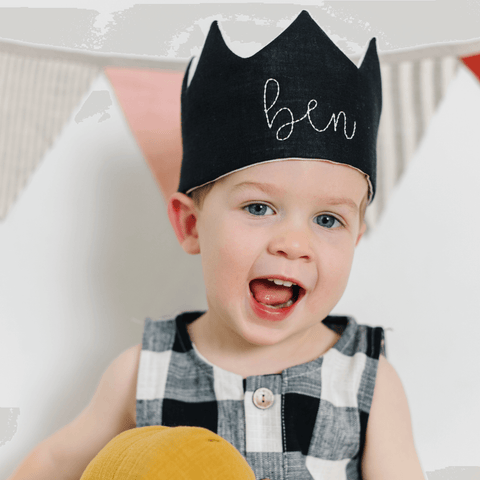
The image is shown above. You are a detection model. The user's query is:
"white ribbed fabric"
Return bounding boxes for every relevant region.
[366,50,463,228]
[0,45,101,220]
[0,40,184,221]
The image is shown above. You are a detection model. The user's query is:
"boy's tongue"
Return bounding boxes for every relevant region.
[250,279,294,306]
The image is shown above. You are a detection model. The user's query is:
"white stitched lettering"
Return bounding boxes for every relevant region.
[263,78,356,141]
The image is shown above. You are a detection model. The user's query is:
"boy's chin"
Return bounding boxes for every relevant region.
[237,327,288,348]
[238,312,305,348]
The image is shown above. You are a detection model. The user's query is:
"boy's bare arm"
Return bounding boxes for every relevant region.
[361,355,426,480]
[8,343,142,480]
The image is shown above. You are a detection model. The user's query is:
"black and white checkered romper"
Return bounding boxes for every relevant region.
[136,311,385,480]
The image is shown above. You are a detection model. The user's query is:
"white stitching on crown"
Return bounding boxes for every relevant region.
[263,78,356,141]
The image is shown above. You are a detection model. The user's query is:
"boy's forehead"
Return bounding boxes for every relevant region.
[218,159,369,202]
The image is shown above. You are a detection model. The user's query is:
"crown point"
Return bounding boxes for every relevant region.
[298,10,312,18]
[295,10,317,26]
[359,37,380,73]
[206,19,222,42]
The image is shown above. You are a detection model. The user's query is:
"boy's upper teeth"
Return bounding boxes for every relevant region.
[267,278,295,287]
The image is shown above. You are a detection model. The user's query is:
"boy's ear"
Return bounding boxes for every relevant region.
[356,221,367,246]
[167,192,200,255]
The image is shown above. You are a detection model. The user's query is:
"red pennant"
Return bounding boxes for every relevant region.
[461,53,480,83]
[105,67,183,202]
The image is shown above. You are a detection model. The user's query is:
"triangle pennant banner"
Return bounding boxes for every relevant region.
[1,38,480,226]
[104,68,183,202]
[368,53,459,226]
[461,52,480,82]
[0,43,102,220]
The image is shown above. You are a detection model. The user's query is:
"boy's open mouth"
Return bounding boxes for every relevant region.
[249,278,304,309]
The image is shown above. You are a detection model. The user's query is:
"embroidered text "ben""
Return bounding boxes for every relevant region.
[264,78,356,141]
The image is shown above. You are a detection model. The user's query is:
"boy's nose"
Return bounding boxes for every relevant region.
[267,229,313,261]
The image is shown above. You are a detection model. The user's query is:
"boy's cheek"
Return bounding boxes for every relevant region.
[217,226,261,257]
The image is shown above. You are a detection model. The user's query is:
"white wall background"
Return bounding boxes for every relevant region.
[1,3,480,478]
[334,65,480,471]
[0,73,208,476]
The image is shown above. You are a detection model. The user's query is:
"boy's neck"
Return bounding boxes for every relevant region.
[187,311,341,378]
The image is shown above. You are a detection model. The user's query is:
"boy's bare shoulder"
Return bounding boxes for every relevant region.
[361,355,425,480]
[92,342,142,426]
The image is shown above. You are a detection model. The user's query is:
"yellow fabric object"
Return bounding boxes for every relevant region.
[80,425,256,480]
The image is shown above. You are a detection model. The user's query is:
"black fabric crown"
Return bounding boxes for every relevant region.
[178,10,382,201]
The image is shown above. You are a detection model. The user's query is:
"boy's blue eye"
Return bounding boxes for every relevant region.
[315,214,341,228]
[245,204,274,216]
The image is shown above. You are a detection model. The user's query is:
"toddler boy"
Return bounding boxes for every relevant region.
[10,10,425,480]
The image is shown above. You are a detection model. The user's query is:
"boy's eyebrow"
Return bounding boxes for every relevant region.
[322,197,359,215]
[231,181,359,214]
[231,181,280,196]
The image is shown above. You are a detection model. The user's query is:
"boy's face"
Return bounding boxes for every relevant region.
[183,159,367,349]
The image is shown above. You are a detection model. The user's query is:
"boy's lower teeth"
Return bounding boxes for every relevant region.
[259,298,294,309]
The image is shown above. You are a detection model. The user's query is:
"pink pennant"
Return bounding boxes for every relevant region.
[105,67,183,202]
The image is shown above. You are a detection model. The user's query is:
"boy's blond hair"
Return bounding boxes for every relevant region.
[189,182,215,210]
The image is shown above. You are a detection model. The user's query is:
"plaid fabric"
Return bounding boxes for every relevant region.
[137,312,385,480]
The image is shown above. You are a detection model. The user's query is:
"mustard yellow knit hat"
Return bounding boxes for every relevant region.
[80,426,255,480]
